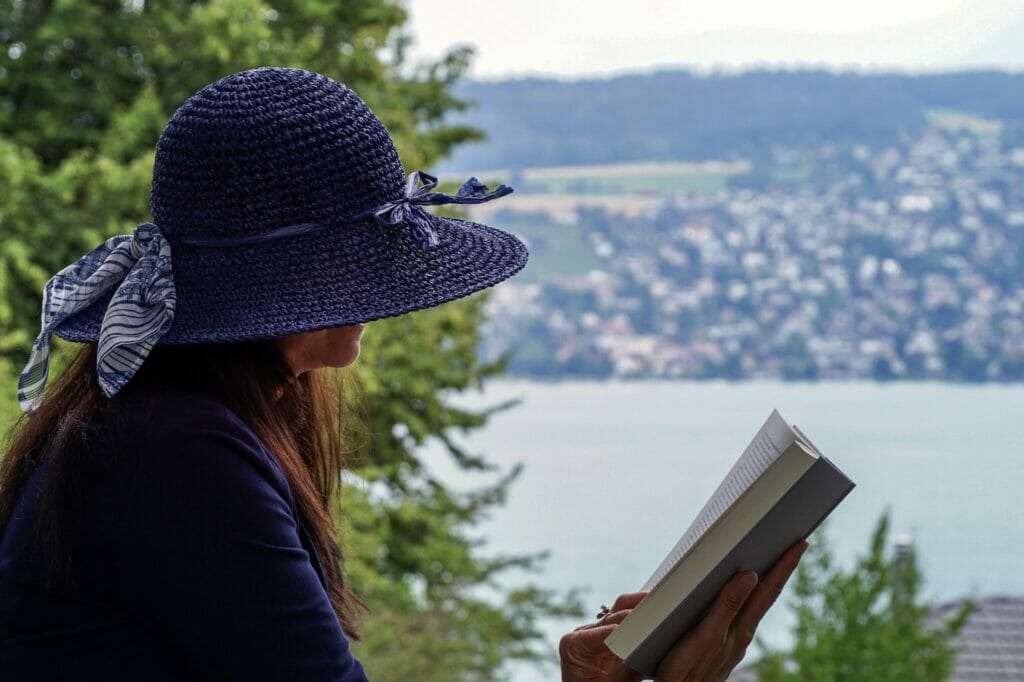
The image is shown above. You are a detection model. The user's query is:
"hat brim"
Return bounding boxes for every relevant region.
[53,213,528,345]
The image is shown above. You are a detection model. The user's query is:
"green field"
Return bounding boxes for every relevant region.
[925,108,1003,136]
[770,166,812,183]
[443,160,750,198]
[491,213,603,282]
[525,171,730,194]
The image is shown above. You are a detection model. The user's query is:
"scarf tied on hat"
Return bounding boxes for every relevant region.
[17,222,176,415]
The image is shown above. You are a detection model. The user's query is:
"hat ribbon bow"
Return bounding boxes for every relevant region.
[354,170,513,250]
[17,222,176,414]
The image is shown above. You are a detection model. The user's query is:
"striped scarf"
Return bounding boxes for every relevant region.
[17,223,176,415]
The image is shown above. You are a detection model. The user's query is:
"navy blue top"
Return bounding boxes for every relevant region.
[0,388,369,681]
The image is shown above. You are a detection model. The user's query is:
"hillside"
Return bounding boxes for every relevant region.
[438,69,1024,172]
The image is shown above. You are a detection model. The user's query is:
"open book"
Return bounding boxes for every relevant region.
[604,409,855,677]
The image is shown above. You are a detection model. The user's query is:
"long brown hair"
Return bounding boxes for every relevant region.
[0,337,365,637]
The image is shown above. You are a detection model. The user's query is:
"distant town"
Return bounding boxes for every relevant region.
[463,116,1024,381]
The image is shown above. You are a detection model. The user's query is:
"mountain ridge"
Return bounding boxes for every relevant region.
[438,69,1024,172]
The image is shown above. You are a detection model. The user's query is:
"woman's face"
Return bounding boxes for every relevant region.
[275,323,365,376]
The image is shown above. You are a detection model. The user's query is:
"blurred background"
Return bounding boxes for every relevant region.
[2,1,1022,680]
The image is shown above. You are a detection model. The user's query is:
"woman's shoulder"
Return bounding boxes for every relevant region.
[115,385,249,434]
[107,386,293,506]
[111,386,261,456]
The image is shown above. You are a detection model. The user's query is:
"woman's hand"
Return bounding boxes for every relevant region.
[559,539,809,682]
[560,591,648,682]
[652,540,808,681]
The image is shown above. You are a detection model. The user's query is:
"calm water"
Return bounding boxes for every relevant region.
[419,381,1024,680]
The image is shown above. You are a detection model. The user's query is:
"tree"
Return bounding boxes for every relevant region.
[340,296,583,679]
[752,511,972,681]
[0,2,581,679]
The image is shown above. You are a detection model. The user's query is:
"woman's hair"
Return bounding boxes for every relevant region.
[0,338,365,637]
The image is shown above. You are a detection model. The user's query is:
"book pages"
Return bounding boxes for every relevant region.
[639,409,796,592]
[792,423,824,457]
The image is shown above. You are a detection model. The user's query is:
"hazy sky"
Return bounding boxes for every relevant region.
[405,0,1024,80]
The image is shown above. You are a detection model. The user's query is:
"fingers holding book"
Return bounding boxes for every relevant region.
[588,608,631,630]
[575,591,648,632]
[608,592,647,617]
[561,591,650,681]
[730,539,808,646]
[651,539,809,681]
[649,570,760,681]
[712,539,809,679]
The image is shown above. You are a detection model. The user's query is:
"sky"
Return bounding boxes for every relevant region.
[404,0,1024,81]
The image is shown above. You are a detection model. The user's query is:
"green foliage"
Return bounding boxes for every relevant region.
[0,2,580,679]
[342,297,583,679]
[753,511,973,682]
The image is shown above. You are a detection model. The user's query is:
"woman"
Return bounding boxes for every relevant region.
[0,67,805,681]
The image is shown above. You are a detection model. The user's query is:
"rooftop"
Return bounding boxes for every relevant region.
[729,594,1024,681]
[934,594,1024,682]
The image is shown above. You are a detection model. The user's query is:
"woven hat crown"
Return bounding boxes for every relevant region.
[151,67,405,243]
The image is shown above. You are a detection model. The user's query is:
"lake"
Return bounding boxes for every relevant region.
[420,381,1024,681]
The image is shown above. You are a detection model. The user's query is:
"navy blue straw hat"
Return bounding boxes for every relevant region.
[17,66,527,413]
